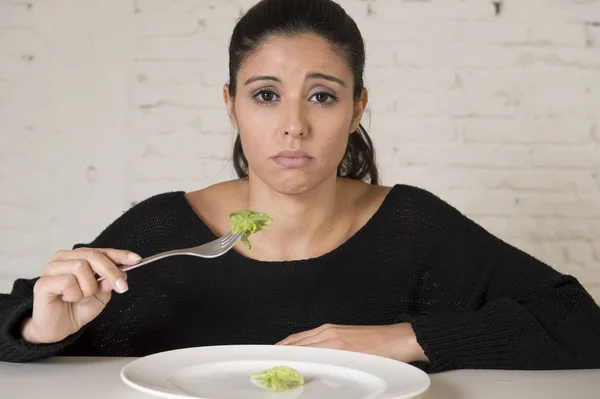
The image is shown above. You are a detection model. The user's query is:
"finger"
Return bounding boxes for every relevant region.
[43,259,98,298]
[53,249,132,293]
[34,275,83,303]
[296,340,339,349]
[52,248,141,266]
[90,279,114,307]
[282,334,332,347]
[95,248,142,266]
[276,324,336,346]
[98,279,114,293]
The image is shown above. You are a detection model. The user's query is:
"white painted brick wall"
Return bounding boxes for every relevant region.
[1,0,599,302]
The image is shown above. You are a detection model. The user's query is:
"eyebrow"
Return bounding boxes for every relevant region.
[244,73,347,87]
[308,72,347,87]
[244,76,281,85]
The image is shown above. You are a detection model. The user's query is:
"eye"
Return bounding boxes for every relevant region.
[252,89,280,104]
[310,92,338,105]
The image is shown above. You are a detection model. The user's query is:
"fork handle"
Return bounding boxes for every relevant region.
[96,249,186,281]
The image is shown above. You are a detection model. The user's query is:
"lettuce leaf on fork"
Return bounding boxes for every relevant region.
[250,366,304,392]
[229,210,272,250]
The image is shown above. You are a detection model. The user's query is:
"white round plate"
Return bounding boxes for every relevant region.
[121,345,430,399]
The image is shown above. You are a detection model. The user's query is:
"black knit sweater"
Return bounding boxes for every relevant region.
[1,184,599,373]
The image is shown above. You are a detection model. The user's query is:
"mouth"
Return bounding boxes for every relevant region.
[272,149,314,169]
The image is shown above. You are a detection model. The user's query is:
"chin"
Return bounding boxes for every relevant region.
[272,177,314,196]
[249,163,337,196]
[268,171,330,196]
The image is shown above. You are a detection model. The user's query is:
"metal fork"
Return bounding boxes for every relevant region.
[96,231,244,281]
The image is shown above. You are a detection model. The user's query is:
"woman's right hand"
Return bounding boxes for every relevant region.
[20,248,142,344]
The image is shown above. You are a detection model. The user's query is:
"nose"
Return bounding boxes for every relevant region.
[282,99,308,138]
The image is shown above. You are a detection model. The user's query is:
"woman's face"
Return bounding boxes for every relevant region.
[224,33,367,195]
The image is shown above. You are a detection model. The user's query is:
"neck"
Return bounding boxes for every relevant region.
[243,174,346,259]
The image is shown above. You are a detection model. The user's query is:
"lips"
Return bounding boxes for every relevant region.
[272,149,314,168]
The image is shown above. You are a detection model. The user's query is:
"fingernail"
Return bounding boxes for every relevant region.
[115,278,129,293]
[129,253,142,262]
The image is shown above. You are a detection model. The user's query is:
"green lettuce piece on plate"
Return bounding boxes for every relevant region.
[250,366,304,392]
[229,210,272,250]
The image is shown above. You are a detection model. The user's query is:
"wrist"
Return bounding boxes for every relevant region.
[390,323,429,363]
[21,317,42,344]
[406,323,429,362]
[20,317,53,344]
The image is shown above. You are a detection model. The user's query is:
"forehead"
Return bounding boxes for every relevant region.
[238,33,351,81]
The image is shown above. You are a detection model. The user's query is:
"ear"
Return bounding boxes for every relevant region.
[350,88,368,133]
[223,83,238,131]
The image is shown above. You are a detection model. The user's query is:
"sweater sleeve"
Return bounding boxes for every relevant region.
[0,191,186,363]
[400,187,600,373]
[0,278,84,362]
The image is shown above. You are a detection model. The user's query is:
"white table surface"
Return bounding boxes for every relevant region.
[1,356,599,399]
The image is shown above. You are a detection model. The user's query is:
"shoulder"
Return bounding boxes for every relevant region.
[387,184,464,216]
[73,190,192,252]
[379,183,485,237]
[124,190,191,221]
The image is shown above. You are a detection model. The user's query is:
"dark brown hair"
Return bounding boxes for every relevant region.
[228,0,378,184]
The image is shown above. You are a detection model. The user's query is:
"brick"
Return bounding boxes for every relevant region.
[461,118,594,144]
[369,116,459,143]
[458,68,600,118]
[199,109,233,134]
[360,19,459,43]
[135,36,227,62]
[394,43,519,68]
[366,67,457,93]
[365,43,395,68]
[474,216,598,242]
[130,105,209,133]
[459,20,587,47]
[515,192,600,218]
[563,240,598,265]
[135,0,236,15]
[137,0,252,25]
[135,60,204,85]
[454,189,600,218]
[135,12,206,38]
[0,26,42,54]
[0,201,37,230]
[501,0,600,22]
[133,82,224,109]
[0,2,33,28]
[410,167,598,193]
[557,47,600,68]
[528,145,600,169]
[369,0,494,22]
[132,132,232,160]
[439,188,520,216]
[135,59,228,90]
[387,143,586,169]
[585,22,600,48]
[392,91,470,117]
[517,47,600,69]
[132,157,230,183]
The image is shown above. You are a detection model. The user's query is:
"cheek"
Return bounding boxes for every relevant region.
[324,131,350,162]
[316,115,352,155]
[234,103,267,154]
[234,100,263,132]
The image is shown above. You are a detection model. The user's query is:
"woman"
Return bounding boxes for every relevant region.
[1,0,599,373]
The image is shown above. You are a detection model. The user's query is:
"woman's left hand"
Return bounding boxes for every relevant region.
[275,322,429,363]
